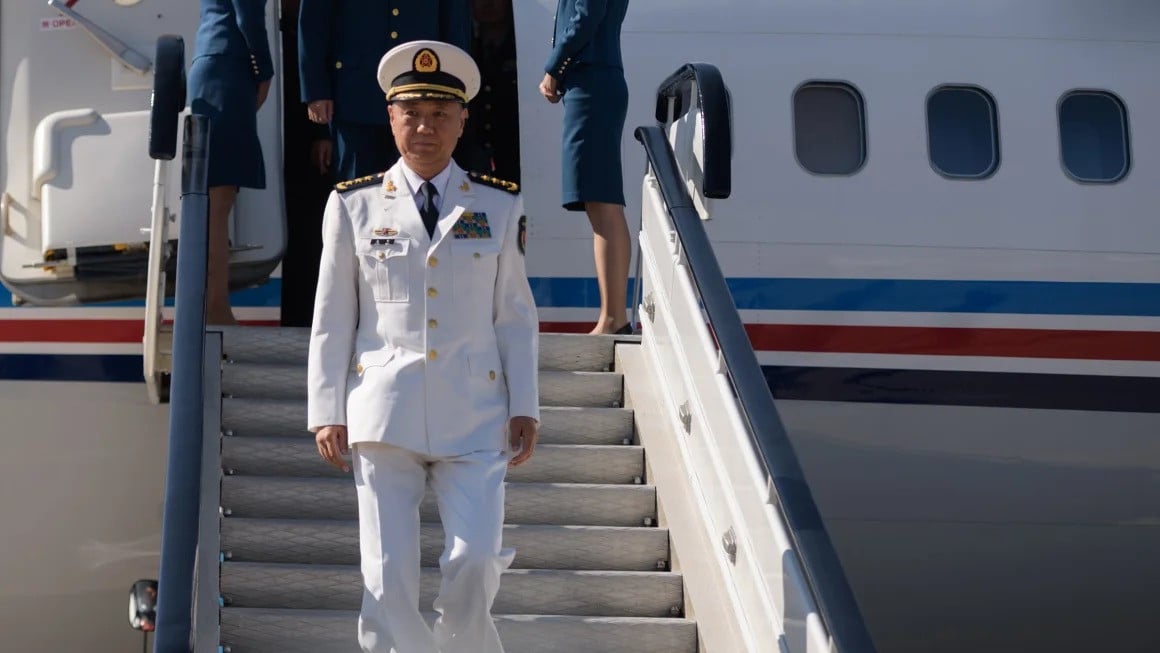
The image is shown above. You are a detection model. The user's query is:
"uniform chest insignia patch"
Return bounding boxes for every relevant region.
[384,179,398,193]
[453,212,491,239]
[372,227,398,237]
[518,215,527,255]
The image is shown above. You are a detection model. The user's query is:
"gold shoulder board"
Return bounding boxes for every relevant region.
[468,171,520,195]
[335,172,386,193]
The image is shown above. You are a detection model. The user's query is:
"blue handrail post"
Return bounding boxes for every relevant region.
[153,113,210,653]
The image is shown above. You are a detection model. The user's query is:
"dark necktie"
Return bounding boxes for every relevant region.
[420,182,439,237]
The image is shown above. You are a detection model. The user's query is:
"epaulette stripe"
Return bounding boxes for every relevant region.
[468,171,520,195]
[335,172,386,193]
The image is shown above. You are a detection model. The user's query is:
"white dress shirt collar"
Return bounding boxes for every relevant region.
[399,160,453,212]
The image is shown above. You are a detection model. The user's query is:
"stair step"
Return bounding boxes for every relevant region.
[220,608,697,653]
[217,326,622,372]
[221,477,656,526]
[221,519,670,571]
[222,400,635,444]
[221,562,683,617]
[222,439,644,484]
[222,363,622,407]
[215,326,311,365]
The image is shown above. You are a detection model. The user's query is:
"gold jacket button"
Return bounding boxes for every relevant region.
[428,256,438,267]
[427,287,438,298]
[392,8,399,15]
[335,61,343,69]
[377,251,386,260]
[356,363,364,374]
[391,31,399,39]
[428,318,438,329]
[488,370,496,381]
[428,350,438,361]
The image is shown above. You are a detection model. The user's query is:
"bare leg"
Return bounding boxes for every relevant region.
[206,185,239,326]
[585,202,631,335]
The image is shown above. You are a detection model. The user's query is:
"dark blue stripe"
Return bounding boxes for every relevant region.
[765,366,1160,413]
[529,277,1160,317]
[728,278,1160,316]
[0,354,143,383]
[529,277,639,311]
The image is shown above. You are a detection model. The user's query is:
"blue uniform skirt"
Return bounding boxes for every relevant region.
[188,55,266,189]
[560,65,628,211]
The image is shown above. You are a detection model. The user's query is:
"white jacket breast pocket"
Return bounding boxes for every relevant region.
[453,238,501,292]
[358,238,411,302]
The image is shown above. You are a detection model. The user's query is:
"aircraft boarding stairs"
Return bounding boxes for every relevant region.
[208,328,696,652]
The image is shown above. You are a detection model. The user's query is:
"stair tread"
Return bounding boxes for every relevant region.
[222,402,635,444]
[220,608,696,653]
[222,364,623,407]
[216,327,632,372]
[222,439,644,484]
[221,561,682,616]
[221,519,669,570]
[221,477,657,526]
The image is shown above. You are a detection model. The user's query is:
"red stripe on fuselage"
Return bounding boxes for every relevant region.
[2,320,1156,362]
[0,319,279,342]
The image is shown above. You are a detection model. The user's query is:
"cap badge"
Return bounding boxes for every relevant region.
[414,49,439,74]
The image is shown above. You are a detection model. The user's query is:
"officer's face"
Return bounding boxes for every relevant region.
[388,100,467,171]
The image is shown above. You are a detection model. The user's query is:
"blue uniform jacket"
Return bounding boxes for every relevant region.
[298,0,472,126]
[193,0,275,82]
[545,0,630,80]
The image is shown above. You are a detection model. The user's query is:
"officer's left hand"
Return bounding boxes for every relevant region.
[508,416,539,467]
[539,73,561,104]
[311,139,333,176]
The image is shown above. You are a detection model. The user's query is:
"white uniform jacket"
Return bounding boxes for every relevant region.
[307,161,539,457]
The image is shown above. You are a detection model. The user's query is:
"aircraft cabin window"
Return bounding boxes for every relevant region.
[927,86,999,179]
[793,82,867,175]
[1058,91,1130,184]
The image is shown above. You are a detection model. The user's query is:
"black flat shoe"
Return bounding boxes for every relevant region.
[613,323,634,335]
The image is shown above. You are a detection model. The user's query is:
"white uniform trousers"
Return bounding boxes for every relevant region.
[353,442,515,653]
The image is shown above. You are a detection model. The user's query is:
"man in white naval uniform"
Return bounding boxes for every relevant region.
[306,39,539,653]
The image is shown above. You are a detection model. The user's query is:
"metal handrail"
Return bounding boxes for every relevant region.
[635,64,877,653]
[143,150,173,404]
[653,63,732,200]
[152,113,211,653]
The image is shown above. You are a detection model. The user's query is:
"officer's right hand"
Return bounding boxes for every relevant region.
[539,73,561,104]
[308,99,334,124]
[316,425,350,473]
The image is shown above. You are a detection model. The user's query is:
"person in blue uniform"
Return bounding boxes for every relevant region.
[540,0,632,335]
[469,0,521,183]
[189,0,275,325]
[297,0,473,181]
